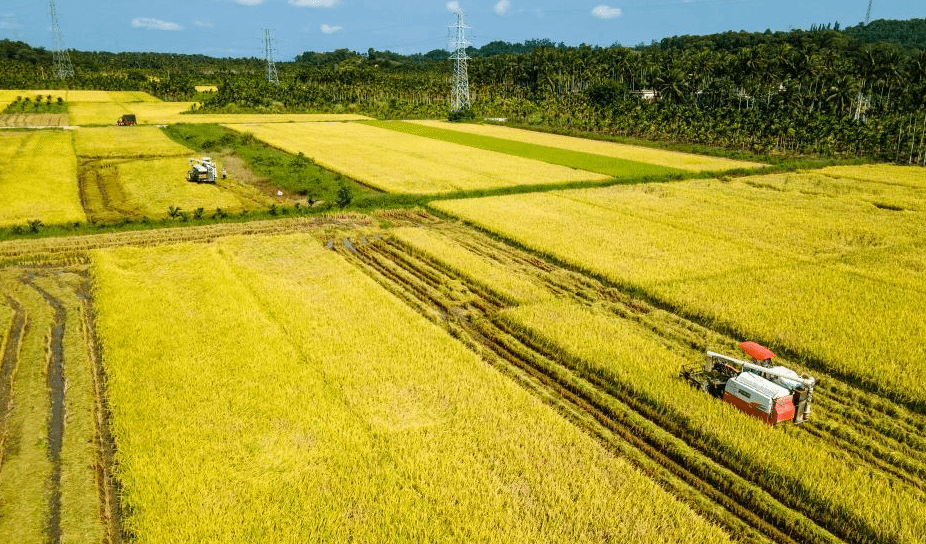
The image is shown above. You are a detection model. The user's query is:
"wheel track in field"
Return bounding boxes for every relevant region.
[336,236,838,544]
[0,267,123,544]
[337,219,926,544]
[21,275,67,544]
[75,275,123,544]
[0,295,26,472]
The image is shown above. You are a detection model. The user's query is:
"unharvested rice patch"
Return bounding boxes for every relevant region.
[107,158,250,216]
[409,120,765,172]
[228,122,609,194]
[74,126,193,158]
[0,131,84,227]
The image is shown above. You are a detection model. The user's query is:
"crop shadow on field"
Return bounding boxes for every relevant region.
[364,120,688,179]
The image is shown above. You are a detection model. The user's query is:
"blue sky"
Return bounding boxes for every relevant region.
[1,0,923,59]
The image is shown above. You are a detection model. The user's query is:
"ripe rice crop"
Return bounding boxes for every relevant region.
[74,126,194,158]
[436,190,755,285]
[91,234,728,543]
[106,157,254,215]
[818,164,926,188]
[433,167,926,406]
[409,120,765,172]
[657,262,925,403]
[501,300,926,544]
[366,120,683,179]
[0,131,84,227]
[392,227,552,304]
[67,96,371,125]
[227,122,610,194]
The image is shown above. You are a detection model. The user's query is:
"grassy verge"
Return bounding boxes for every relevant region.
[364,120,685,179]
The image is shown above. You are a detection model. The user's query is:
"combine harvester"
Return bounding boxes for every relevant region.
[186,157,217,183]
[681,342,816,425]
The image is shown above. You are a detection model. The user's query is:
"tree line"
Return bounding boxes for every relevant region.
[1,19,924,162]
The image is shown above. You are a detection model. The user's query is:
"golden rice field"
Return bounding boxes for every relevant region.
[0,131,84,227]
[89,234,727,543]
[74,126,194,158]
[433,166,926,407]
[227,122,610,194]
[69,100,373,126]
[409,120,765,172]
[498,300,926,544]
[106,158,255,215]
[392,226,553,304]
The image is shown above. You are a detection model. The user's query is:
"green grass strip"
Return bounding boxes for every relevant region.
[363,120,686,179]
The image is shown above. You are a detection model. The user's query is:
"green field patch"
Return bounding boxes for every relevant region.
[364,120,684,179]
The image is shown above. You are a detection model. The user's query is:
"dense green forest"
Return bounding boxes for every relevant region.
[2,19,925,162]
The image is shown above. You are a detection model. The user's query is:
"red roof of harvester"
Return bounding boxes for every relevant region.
[739,341,776,361]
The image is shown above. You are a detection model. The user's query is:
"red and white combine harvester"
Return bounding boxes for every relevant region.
[681,342,816,425]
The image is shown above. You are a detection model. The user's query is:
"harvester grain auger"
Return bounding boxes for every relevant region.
[681,341,816,425]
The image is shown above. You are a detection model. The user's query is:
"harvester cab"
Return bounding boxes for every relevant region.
[681,342,815,425]
[117,114,137,126]
[187,157,217,183]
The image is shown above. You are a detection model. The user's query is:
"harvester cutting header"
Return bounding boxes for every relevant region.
[681,342,816,425]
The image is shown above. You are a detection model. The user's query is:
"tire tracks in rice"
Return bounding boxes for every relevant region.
[0,295,26,471]
[21,275,67,544]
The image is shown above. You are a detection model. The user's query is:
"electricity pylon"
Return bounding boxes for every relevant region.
[449,11,471,112]
[49,0,74,79]
[265,29,279,85]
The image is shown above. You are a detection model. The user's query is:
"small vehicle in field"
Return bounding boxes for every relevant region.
[680,341,816,425]
[117,114,137,126]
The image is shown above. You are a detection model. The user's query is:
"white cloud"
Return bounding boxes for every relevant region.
[591,5,622,19]
[131,17,182,31]
[321,23,342,34]
[194,20,214,28]
[446,1,461,14]
[494,0,510,15]
[235,0,264,5]
[289,0,339,6]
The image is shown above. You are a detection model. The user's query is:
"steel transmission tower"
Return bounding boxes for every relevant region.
[264,29,279,85]
[864,0,873,25]
[449,11,471,112]
[48,0,74,79]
